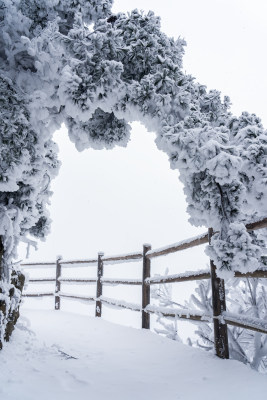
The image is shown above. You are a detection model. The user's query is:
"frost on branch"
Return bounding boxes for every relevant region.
[153,272,267,372]
[0,0,266,348]
[151,271,182,342]
[190,278,267,372]
[67,108,131,151]
[206,224,265,277]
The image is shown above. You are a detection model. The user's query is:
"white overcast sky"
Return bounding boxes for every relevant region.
[18,0,267,264]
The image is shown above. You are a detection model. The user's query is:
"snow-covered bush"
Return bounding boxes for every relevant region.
[151,271,183,342]
[152,275,267,372]
[191,277,267,372]
[0,0,266,344]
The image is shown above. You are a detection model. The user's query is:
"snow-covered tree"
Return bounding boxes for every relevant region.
[152,275,267,372]
[0,0,266,345]
[191,277,267,372]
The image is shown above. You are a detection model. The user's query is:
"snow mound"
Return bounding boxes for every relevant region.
[0,309,266,400]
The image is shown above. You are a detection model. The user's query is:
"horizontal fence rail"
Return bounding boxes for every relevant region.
[22,262,55,268]
[101,278,142,286]
[23,292,54,297]
[223,312,267,335]
[21,216,267,360]
[59,278,97,284]
[61,259,98,265]
[28,278,55,283]
[59,293,95,302]
[146,269,211,285]
[146,232,209,259]
[102,252,143,264]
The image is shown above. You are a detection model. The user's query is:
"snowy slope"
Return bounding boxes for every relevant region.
[1,309,266,400]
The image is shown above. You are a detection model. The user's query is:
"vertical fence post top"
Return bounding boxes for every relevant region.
[98,252,104,257]
[143,243,152,250]
[56,255,63,262]
[208,228,213,243]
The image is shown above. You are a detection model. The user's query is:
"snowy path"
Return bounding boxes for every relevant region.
[1,310,267,400]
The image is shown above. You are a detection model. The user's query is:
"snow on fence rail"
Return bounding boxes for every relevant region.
[23,292,54,297]
[21,216,267,360]
[102,252,143,264]
[59,292,95,302]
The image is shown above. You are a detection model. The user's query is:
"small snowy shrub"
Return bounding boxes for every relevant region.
[151,272,183,342]
[153,273,267,372]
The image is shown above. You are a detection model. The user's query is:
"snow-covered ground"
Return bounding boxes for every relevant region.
[1,309,267,400]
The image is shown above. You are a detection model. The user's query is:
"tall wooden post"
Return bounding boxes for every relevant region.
[0,236,4,281]
[208,228,229,359]
[142,244,151,329]
[55,257,62,310]
[95,252,104,317]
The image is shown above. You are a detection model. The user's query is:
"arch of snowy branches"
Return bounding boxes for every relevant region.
[0,0,266,345]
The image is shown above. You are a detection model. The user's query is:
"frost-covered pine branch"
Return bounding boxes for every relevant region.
[152,267,267,372]
[191,277,267,372]
[0,0,266,345]
[1,0,266,279]
[151,270,183,342]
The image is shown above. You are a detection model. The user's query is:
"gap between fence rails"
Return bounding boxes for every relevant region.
[21,216,267,360]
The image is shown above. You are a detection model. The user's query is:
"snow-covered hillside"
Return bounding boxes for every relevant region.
[0,309,266,400]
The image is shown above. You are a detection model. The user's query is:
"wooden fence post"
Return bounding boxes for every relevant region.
[95,252,104,317]
[208,228,229,359]
[55,257,62,310]
[142,244,151,329]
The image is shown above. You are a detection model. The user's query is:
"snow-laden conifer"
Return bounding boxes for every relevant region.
[0,0,266,344]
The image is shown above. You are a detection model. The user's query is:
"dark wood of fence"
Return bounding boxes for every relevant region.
[21,216,267,360]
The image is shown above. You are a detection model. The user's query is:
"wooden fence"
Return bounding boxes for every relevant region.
[22,217,267,360]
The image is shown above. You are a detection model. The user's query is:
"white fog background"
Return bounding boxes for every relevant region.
[19,0,267,332]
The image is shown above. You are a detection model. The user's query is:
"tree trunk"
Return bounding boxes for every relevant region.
[0,236,4,281]
[0,236,25,348]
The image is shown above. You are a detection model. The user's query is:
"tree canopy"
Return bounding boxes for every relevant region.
[0,0,266,283]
